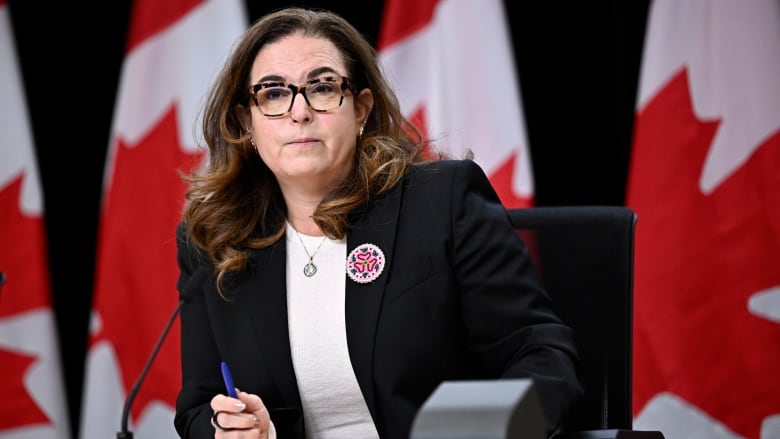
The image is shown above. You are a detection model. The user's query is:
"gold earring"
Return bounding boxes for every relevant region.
[358,125,365,138]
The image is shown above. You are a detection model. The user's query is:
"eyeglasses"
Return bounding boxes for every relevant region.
[249,75,355,117]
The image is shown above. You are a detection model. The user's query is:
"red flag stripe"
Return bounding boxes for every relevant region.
[126,0,204,53]
[377,0,437,49]
[378,0,533,208]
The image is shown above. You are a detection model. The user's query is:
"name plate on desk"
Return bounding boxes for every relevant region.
[410,379,546,439]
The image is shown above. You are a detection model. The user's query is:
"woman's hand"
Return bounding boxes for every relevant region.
[210,390,274,438]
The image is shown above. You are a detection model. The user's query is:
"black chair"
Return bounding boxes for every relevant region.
[506,206,664,439]
[410,206,664,438]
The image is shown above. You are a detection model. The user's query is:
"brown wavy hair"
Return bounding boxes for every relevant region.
[181,7,426,290]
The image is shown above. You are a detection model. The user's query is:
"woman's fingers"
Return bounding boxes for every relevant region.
[238,391,271,437]
[210,393,247,412]
[210,391,268,437]
[236,390,263,410]
[211,410,260,432]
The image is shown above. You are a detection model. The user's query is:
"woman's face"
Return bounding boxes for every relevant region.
[245,33,373,195]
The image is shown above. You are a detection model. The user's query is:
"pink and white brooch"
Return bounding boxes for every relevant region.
[346,243,385,284]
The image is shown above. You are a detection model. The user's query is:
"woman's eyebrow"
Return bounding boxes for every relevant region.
[306,66,339,79]
[254,67,339,85]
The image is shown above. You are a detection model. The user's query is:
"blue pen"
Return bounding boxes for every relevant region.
[220,361,238,397]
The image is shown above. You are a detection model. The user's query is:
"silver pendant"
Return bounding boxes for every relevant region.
[303,260,317,277]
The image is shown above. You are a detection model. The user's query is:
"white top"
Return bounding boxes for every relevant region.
[285,223,380,438]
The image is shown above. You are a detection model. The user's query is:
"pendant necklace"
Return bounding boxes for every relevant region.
[292,227,327,277]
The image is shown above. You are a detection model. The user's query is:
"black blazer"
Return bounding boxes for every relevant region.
[174,159,583,438]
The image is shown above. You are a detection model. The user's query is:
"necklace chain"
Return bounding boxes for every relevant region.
[292,226,327,277]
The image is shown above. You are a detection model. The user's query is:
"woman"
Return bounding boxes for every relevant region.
[174,6,583,439]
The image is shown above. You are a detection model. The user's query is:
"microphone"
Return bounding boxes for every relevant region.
[117,269,206,439]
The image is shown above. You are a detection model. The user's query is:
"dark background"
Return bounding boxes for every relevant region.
[7,1,650,436]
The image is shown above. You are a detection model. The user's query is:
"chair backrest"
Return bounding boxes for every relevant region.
[507,206,637,432]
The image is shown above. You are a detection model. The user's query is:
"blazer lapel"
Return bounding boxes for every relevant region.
[345,185,403,417]
[243,238,301,408]
[234,182,404,416]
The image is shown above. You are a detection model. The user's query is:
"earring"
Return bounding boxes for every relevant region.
[358,125,365,138]
[247,130,256,147]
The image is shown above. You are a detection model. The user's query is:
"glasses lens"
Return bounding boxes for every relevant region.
[306,77,343,111]
[255,82,292,116]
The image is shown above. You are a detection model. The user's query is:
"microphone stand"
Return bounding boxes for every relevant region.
[117,300,185,439]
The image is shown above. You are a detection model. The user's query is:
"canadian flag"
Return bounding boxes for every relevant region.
[0,1,71,438]
[78,0,246,437]
[377,0,533,208]
[627,0,780,438]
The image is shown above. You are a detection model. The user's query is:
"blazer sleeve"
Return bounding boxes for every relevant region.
[449,160,584,433]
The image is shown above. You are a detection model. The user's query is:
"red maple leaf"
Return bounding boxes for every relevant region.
[405,105,441,161]
[91,106,204,423]
[628,68,780,438]
[0,175,51,314]
[0,175,54,429]
[488,152,534,209]
[0,350,49,429]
